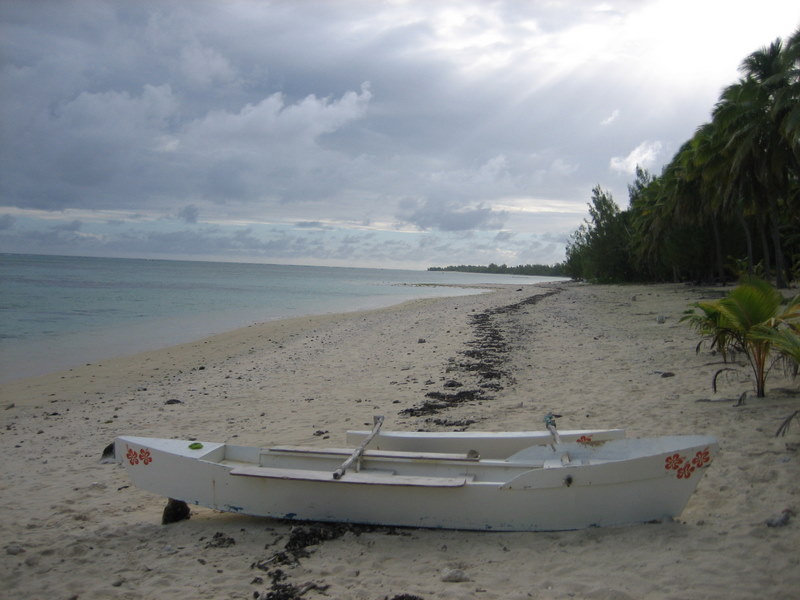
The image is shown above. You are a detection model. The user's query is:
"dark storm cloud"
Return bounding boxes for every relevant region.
[295,221,329,229]
[177,204,199,224]
[0,214,16,230]
[397,197,507,232]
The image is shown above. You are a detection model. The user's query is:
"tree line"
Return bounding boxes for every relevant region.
[428,263,567,277]
[566,29,799,287]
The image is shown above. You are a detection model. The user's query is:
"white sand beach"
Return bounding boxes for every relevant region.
[1,282,798,600]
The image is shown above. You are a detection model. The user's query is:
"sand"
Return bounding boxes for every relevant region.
[1,282,798,600]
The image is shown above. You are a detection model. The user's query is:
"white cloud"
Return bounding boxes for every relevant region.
[609,141,663,174]
[601,109,620,125]
[182,84,372,151]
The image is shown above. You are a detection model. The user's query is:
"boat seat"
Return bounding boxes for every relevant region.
[266,445,480,462]
[230,465,474,487]
[543,453,571,469]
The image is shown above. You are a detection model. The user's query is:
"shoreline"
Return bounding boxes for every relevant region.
[2,252,568,384]
[0,283,513,404]
[0,281,518,385]
[2,282,798,599]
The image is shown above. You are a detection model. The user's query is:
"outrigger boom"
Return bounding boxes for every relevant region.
[333,415,384,479]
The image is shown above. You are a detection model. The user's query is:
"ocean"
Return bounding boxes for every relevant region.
[0,254,563,382]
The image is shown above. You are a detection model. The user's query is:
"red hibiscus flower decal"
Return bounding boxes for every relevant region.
[126,447,139,465]
[676,463,696,479]
[139,448,152,465]
[576,435,593,444]
[665,453,684,471]
[691,448,711,468]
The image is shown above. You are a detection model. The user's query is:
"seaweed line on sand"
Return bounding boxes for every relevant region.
[400,287,563,419]
[251,523,414,599]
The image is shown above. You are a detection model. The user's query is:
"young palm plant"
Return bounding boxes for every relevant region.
[682,278,800,397]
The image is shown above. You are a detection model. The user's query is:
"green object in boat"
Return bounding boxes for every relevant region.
[188,442,203,450]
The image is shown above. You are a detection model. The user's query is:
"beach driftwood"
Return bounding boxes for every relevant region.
[332,415,384,479]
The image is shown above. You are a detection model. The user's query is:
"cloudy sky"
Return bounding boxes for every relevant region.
[1,1,797,269]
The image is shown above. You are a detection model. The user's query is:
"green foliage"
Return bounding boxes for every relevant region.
[752,292,800,364]
[565,186,637,282]
[428,263,567,277]
[569,29,800,286]
[682,279,800,397]
[752,326,800,365]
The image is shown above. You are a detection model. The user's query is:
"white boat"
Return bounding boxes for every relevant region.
[115,428,717,531]
[345,428,626,458]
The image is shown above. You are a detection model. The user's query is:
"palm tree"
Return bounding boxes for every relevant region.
[768,28,800,162]
[687,122,734,281]
[713,39,796,287]
[682,279,800,397]
[635,127,729,282]
[628,167,666,279]
[586,30,799,285]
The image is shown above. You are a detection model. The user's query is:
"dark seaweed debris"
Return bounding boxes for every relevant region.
[401,288,562,418]
[284,524,348,558]
[204,531,235,548]
[251,525,353,598]
[253,523,406,599]
[400,389,484,417]
[426,418,476,428]
[253,525,351,568]
[255,570,329,600]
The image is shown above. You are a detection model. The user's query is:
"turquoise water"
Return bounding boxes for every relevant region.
[0,254,563,381]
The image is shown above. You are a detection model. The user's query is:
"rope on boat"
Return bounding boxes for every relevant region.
[544,412,561,447]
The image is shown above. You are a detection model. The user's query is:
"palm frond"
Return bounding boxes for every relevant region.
[776,410,799,437]
[751,325,800,364]
[712,368,738,393]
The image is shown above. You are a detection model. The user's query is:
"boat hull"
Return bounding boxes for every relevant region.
[116,434,716,531]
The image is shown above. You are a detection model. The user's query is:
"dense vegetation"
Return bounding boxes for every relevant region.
[566,29,799,287]
[428,263,567,277]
